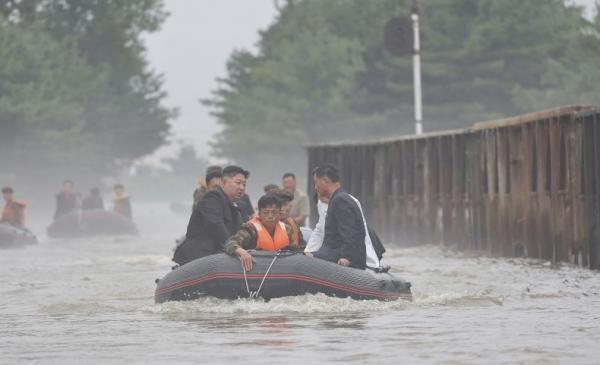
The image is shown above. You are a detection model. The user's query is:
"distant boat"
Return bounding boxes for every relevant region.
[47,209,137,239]
[0,222,37,248]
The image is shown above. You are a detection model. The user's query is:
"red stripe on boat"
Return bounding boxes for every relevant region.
[155,272,408,300]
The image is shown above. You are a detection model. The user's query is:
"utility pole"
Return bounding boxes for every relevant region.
[412,0,423,135]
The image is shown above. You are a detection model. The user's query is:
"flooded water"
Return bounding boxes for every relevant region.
[1,203,599,364]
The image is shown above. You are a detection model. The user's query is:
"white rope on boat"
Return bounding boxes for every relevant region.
[241,250,282,299]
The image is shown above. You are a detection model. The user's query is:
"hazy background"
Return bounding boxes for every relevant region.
[147,0,597,154]
[1,0,599,220]
[144,0,277,161]
[144,0,598,195]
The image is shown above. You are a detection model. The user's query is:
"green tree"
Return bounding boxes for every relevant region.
[162,145,209,180]
[205,0,600,177]
[0,16,105,177]
[0,0,174,189]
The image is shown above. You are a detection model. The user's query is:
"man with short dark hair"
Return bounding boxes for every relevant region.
[275,189,305,248]
[225,194,300,271]
[311,164,367,269]
[263,184,279,193]
[194,165,223,206]
[53,180,79,220]
[305,183,383,269]
[1,187,27,227]
[173,165,248,265]
[282,172,310,226]
[236,170,255,222]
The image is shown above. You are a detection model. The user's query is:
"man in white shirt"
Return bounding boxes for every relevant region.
[305,192,381,269]
[304,197,328,253]
[282,173,310,226]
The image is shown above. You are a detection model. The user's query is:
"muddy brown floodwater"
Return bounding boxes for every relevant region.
[1,203,599,364]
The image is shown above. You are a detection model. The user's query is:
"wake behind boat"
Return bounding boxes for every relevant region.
[47,209,137,239]
[0,222,37,248]
[155,250,412,303]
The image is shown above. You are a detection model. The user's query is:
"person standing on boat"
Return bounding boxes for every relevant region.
[237,192,255,222]
[112,184,133,220]
[263,184,279,193]
[235,171,254,222]
[310,164,378,270]
[82,187,105,211]
[173,165,248,265]
[1,187,27,227]
[193,166,223,207]
[53,180,80,220]
[225,194,300,271]
[282,172,310,227]
[304,192,329,253]
[274,189,305,249]
[305,188,384,269]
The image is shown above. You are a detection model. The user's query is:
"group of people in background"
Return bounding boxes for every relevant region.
[1,180,133,229]
[53,180,133,221]
[173,163,385,272]
[4,162,385,272]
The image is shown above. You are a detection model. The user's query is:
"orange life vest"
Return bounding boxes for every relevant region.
[250,217,289,251]
[1,200,26,226]
[286,217,300,245]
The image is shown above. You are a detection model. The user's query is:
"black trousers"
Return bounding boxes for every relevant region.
[172,236,215,265]
[313,245,341,264]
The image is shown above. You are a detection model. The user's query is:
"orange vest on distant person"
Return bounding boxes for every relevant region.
[1,200,26,226]
[250,217,289,251]
[286,217,300,245]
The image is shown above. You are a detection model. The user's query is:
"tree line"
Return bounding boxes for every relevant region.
[0,0,174,190]
[205,0,600,177]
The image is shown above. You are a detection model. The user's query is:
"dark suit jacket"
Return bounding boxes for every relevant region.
[322,188,367,269]
[173,187,242,265]
[237,194,254,222]
[54,192,78,220]
[82,195,104,211]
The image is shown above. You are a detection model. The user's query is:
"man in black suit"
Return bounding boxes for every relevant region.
[53,180,79,220]
[309,164,367,269]
[173,166,248,265]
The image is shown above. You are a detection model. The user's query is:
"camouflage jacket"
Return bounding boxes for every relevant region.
[224,221,300,255]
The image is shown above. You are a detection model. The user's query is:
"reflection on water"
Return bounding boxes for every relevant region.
[0,203,599,364]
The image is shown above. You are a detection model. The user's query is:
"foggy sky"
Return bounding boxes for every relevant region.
[144,0,277,164]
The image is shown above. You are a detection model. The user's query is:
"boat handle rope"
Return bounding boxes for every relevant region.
[242,250,282,299]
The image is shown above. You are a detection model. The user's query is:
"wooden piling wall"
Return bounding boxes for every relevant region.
[307,105,600,268]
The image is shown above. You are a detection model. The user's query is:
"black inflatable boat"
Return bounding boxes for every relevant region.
[155,251,412,303]
[0,222,37,248]
[47,209,137,239]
